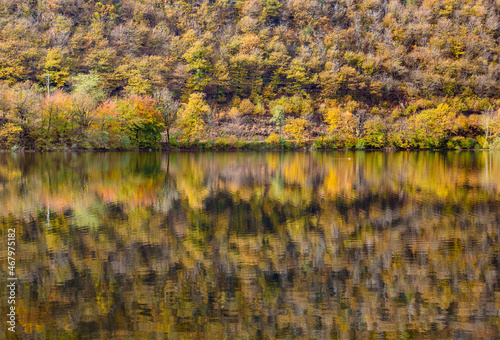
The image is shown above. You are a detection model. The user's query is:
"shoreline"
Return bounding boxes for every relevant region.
[0,144,494,153]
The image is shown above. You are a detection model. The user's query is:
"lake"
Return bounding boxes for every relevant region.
[1,151,500,339]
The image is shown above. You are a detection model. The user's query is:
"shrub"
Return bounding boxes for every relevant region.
[228,135,238,147]
[231,95,241,107]
[312,137,334,149]
[407,103,456,148]
[446,136,465,150]
[462,137,477,149]
[215,137,229,149]
[363,116,386,149]
[168,136,178,147]
[254,102,266,115]
[269,95,313,117]
[284,117,309,146]
[0,122,22,148]
[239,99,255,115]
[355,139,366,149]
[265,132,280,146]
[490,137,500,150]
[324,106,357,147]
[476,136,486,148]
[227,107,241,120]
[235,138,247,149]
[202,139,215,150]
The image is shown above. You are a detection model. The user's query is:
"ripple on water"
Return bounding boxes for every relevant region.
[0,151,499,338]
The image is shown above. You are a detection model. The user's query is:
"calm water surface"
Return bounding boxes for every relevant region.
[1,151,500,339]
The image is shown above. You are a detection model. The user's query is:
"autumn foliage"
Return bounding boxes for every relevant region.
[177,92,209,143]
[1,0,500,149]
[284,117,309,146]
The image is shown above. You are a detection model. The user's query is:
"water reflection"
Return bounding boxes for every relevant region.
[1,151,500,339]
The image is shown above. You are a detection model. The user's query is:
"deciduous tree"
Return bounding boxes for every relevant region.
[178,92,209,143]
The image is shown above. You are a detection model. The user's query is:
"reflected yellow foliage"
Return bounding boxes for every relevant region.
[0,151,499,338]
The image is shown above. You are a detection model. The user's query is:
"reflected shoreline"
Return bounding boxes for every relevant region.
[1,151,499,338]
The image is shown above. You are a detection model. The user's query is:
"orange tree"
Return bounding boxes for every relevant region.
[88,99,129,149]
[118,95,165,149]
[38,90,74,149]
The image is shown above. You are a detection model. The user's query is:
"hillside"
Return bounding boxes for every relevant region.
[1,0,500,150]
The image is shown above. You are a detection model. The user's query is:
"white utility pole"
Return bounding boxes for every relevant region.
[45,74,51,96]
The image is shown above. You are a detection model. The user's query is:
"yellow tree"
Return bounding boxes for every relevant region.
[5,82,41,149]
[284,117,309,146]
[324,106,357,147]
[184,41,212,93]
[178,92,209,142]
[408,103,457,148]
[43,48,70,88]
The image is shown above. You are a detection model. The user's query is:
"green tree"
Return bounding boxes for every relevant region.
[71,72,106,102]
[184,41,212,92]
[270,104,285,135]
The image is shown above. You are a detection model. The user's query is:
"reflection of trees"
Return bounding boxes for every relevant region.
[0,151,500,338]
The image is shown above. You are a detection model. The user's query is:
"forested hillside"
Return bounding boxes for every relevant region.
[1,0,500,150]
